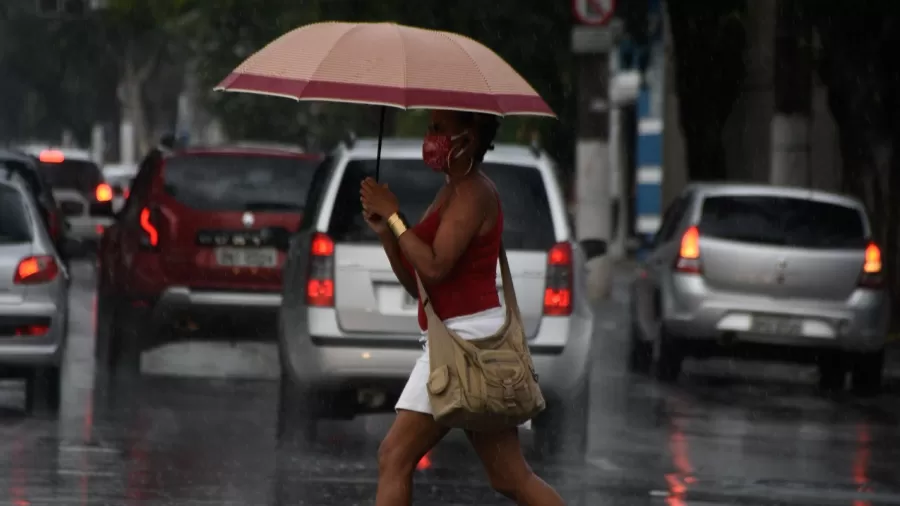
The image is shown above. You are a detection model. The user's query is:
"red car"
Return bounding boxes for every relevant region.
[95,145,323,374]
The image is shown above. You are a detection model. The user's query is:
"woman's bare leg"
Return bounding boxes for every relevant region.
[376,409,450,506]
[467,428,565,506]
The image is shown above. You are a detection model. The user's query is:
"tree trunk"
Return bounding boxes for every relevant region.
[117,45,151,161]
[770,0,812,187]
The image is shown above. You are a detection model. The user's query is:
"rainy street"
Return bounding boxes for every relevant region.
[0,260,896,506]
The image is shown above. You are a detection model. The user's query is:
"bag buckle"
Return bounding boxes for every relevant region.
[502,378,516,406]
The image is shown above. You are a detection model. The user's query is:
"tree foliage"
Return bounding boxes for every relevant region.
[666,0,747,181]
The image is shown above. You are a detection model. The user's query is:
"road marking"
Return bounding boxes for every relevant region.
[59,444,119,454]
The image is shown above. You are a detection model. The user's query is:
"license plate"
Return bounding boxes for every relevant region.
[215,247,277,268]
[750,316,802,335]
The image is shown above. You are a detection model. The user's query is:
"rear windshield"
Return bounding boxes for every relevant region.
[37,159,104,195]
[162,154,320,211]
[699,195,867,248]
[0,186,31,244]
[328,159,556,250]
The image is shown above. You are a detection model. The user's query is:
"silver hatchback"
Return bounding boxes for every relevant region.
[0,169,69,413]
[277,139,604,459]
[630,183,889,393]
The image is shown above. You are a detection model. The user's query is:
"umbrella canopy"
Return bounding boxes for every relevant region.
[215,21,555,118]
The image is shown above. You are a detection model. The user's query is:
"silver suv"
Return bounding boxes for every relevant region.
[629,183,889,393]
[277,138,605,459]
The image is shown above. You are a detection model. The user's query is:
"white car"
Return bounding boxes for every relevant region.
[102,163,138,213]
[18,146,116,250]
[277,138,606,460]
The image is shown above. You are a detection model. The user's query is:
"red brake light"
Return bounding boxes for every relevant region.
[543,242,573,316]
[95,183,113,202]
[307,233,335,307]
[859,242,883,289]
[675,226,702,274]
[139,207,159,248]
[38,150,65,163]
[14,256,59,285]
[15,325,49,337]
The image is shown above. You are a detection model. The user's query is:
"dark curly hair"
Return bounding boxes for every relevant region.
[456,112,501,163]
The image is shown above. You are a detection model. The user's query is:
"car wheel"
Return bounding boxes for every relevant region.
[276,372,322,448]
[850,350,884,396]
[25,366,61,416]
[653,327,684,383]
[627,319,653,374]
[817,350,847,391]
[532,380,589,463]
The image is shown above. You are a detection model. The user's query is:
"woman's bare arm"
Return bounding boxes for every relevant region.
[397,178,492,285]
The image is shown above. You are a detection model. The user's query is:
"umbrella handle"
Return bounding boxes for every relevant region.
[375,106,385,181]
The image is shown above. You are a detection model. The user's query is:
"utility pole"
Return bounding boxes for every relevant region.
[572,0,620,301]
[771,0,812,187]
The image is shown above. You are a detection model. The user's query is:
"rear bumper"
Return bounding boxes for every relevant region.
[279,306,594,402]
[67,216,114,242]
[0,301,66,367]
[664,274,889,352]
[131,287,282,347]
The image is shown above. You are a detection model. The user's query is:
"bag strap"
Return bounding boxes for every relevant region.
[414,241,522,329]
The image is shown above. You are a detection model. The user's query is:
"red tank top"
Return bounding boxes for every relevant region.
[402,199,503,331]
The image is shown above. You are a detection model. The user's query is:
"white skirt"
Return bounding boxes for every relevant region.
[395,306,531,429]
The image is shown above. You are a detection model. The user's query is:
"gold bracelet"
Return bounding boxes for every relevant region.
[387,213,408,238]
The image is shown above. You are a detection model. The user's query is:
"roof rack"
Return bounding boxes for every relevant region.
[343,130,357,149]
[529,137,542,157]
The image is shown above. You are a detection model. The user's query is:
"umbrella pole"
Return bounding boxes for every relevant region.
[375,106,386,181]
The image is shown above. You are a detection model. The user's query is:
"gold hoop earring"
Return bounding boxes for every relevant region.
[461,157,474,176]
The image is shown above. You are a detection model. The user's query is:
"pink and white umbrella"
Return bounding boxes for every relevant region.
[215,21,555,177]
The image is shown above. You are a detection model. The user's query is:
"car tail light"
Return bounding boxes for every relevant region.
[15,325,49,337]
[139,207,160,249]
[858,241,883,289]
[14,256,59,285]
[675,226,702,274]
[543,242,573,316]
[306,233,335,307]
[95,183,113,202]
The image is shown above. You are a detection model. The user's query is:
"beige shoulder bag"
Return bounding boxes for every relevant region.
[415,243,546,431]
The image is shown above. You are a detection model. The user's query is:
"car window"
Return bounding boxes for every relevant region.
[699,195,867,249]
[653,195,688,246]
[328,159,556,250]
[37,159,104,195]
[0,160,42,198]
[162,154,319,211]
[0,185,32,244]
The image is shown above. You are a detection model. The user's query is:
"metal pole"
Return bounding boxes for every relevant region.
[375,106,386,181]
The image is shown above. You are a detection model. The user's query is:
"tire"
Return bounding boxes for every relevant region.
[850,350,884,396]
[533,380,590,463]
[817,350,847,391]
[654,328,684,383]
[627,319,653,374]
[95,296,141,384]
[25,366,61,416]
[276,372,322,449]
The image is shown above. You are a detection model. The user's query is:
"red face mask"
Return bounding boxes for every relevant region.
[422,132,466,171]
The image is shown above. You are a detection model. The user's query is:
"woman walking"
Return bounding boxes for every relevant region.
[360,109,566,506]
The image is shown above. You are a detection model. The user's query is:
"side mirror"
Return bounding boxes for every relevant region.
[89,200,116,218]
[580,239,607,260]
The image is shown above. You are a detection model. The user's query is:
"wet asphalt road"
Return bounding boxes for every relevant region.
[1,260,900,505]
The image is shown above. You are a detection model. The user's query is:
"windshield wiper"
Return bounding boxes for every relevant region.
[243,201,303,211]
